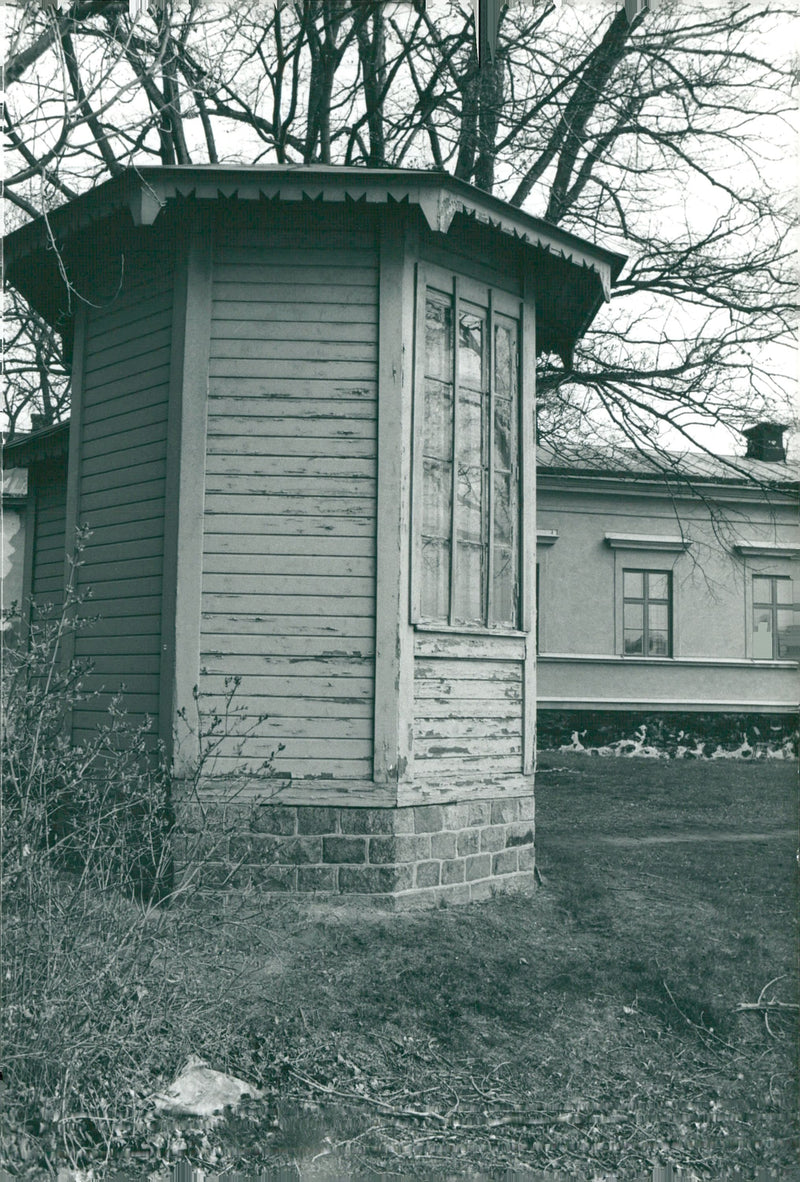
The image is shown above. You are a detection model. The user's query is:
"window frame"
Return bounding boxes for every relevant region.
[751,573,795,660]
[410,264,528,634]
[622,567,673,658]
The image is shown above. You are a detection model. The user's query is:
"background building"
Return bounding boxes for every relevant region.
[536,427,799,749]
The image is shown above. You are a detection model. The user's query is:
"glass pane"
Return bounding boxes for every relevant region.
[494,397,513,472]
[422,459,451,536]
[624,602,643,631]
[623,571,643,599]
[752,608,773,658]
[493,471,513,545]
[425,296,453,381]
[494,324,513,398]
[454,542,484,623]
[752,576,773,605]
[777,610,800,658]
[491,545,516,627]
[648,603,669,631]
[457,466,483,544]
[648,630,669,656]
[459,310,484,388]
[458,387,483,468]
[776,578,793,605]
[420,538,450,620]
[423,380,453,461]
[624,631,643,655]
[648,572,670,600]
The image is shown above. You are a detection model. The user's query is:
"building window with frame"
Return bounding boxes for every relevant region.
[752,575,798,659]
[416,274,521,629]
[623,569,672,656]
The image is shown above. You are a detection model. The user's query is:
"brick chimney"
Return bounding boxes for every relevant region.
[743,422,787,462]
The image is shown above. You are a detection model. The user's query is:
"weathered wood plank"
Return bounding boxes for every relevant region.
[203,553,371,576]
[202,593,374,617]
[211,319,377,344]
[212,281,376,304]
[209,340,377,365]
[201,615,375,639]
[213,262,377,286]
[397,775,532,809]
[213,246,377,268]
[203,513,374,537]
[414,659,522,682]
[199,676,373,699]
[200,655,374,678]
[196,693,374,719]
[202,755,375,778]
[205,436,375,461]
[415,735,522,758]
[415,717,522,739]
[208,358,376,381]
[203,554,374,578]
[204,533,374,558]
[202,636,374,659]
[208,393,376,416]
[204,474,375,499]
[212,301,377,325]
[413,754,523,774]
[413,634,526,662]
[199,717,374,742]
[415,699,522,719]
[203,494,375,518]
[210,377,375,397]
[414,680,522,701]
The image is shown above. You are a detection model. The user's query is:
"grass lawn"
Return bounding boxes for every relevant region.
[5,755,798,1180]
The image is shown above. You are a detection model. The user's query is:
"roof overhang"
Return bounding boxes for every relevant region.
[2,421,70,467]
[4,165,626,365]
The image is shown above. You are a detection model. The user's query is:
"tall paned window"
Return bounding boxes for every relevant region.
[417,275,520,628]
[752,575,797,658]
[623,570,672,656]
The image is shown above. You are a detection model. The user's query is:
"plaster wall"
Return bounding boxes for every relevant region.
[536,478,798,712]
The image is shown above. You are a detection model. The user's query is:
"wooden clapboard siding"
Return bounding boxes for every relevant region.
[412,656,525,778]
[200,231,379,780]
[29,459,68,616]
[72,259,174,735]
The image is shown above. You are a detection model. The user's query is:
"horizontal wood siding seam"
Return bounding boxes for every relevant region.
[201,239,379,779]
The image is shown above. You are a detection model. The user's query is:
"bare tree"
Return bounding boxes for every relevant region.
[3,0,796,459]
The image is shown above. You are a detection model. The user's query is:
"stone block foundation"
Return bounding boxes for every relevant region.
[173,796,535,906]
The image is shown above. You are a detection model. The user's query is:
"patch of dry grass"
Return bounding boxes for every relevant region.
[4,756,798,1179]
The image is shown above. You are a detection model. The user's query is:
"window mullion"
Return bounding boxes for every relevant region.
[487,292,495,628]
[448,276,460,627]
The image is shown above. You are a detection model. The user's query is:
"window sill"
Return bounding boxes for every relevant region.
[413,622,528,639]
